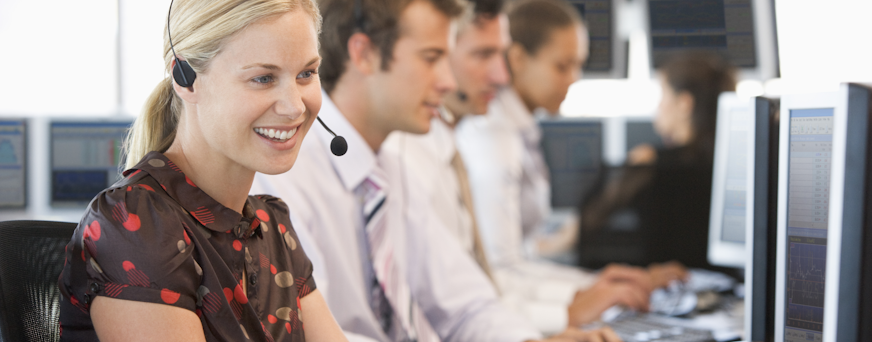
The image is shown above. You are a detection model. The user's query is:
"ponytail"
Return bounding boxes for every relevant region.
[124,78,180,169]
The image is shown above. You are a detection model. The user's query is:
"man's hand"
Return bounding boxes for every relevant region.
[566,279,650,327]
[544,326,622,342]
[647,261,688,289]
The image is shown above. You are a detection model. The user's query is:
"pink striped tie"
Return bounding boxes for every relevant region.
[358,169,439,342]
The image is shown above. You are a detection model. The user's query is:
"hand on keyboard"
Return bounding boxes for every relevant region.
[539,326,622,342]
[567,277,651,327]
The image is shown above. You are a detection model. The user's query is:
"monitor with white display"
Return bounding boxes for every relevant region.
[646,0,778,80]
[774,84,872,341]
[707,92,753,268]
[0,119,27,208]
[50,120,132,207]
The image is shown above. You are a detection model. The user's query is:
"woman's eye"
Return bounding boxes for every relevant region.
[297,70,314,79]
[253,75,274,84]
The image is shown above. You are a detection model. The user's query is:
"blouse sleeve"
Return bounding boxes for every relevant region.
[70,185,201,312]
[257,194,317,298]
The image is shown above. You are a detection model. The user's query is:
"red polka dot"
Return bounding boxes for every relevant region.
[127,170,141,178]
[161,288,181,304]
[183,230,191,245]
[81,251,85,261]
[256,209,270,222]
[279,224,287,234]
[232,240,242,251]
[161,184,167,191]
[196,308,202,318]
[85,221,101,241]
[122,261,135,271]
[223,287,234,303]
[123,213,141,232]
[270,265,277,274]
[268,315,277,324]
[126,186,132,191]
[234,284,248,304]
[185,176,197,188]
[138,184,154,192]
[285,322,292,333]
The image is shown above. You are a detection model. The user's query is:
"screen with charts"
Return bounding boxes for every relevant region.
[540,120,602,208]
[719,108,750,243]
[0,120,26,207]
[648,0,757,67]
[51,121,131,206]
[784,108,832,342]
[567,0,613,72]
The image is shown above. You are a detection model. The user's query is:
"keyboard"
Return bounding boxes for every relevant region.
[590,312,716,342]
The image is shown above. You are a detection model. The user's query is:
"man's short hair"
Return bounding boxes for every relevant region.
[507,0,584,56]
[319,0,465,93]
[456,0,505,34]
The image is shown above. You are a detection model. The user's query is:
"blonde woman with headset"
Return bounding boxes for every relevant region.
[57,0,347,341]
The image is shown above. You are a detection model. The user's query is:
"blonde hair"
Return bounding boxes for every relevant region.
[125,0,322,169]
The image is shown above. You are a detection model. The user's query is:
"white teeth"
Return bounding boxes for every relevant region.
[254,127,297,142]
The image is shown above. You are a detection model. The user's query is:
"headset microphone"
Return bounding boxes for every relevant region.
[316,117,348,156]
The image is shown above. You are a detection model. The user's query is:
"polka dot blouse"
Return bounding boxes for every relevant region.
[58,152,316,341]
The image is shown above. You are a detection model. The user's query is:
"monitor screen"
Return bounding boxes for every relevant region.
[625,120,664,154]
[540,119,603,208]
[51,121,131,206]
[647,0,757,68]
[0,120,26,208]
[568,0,614,73]
[783,108,832,341]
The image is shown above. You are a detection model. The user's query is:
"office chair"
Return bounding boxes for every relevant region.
[0,221,76,342]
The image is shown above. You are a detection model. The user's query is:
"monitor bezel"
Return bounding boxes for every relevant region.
[707,92,753,268]
[0,118,28,209]
[49,119,133,208]
[774,91,840,341]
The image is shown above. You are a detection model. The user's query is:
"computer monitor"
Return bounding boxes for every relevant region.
[707,92,753,268]
[567,0,626,79]
[50,120,132,207]
[645,0,779,80]
[744,96,779,342]
[0,119,26,208]
[625,118,663,155]
[539,118,603,208]
[821,83,872,341]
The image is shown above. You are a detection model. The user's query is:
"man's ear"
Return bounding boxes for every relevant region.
[347,32,378,75]
[506,43,527,77]
[171,58,198,104]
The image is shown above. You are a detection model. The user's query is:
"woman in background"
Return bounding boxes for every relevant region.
[578,51,737,271]
[57,0,347,341]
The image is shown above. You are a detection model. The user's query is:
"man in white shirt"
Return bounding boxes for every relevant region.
[251,0,619,340]
[384,0,658,334]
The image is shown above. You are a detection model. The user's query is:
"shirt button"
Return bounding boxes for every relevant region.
[89,282,102,294]
[249,273,258,286]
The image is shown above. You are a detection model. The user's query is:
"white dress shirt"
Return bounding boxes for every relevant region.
[251,92,542,342]
[455,88,598,334]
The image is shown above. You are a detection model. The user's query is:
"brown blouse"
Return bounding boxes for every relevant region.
[58,152,316,342]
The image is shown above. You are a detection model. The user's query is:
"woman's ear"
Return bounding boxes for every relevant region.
[171,59,199,104]
[506,43,528,78]
[676,90,694,120]
[347,32,377,75]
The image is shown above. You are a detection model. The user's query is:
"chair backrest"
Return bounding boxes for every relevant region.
[0,221,77,342]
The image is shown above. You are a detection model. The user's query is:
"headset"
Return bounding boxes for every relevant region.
[166,0,347,156]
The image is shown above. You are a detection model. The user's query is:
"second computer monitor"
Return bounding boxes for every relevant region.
[51,120,132,207]
[540,118,603,208]
[0,119,26,208]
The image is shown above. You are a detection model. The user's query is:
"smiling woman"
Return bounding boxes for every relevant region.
[56,1,348,341]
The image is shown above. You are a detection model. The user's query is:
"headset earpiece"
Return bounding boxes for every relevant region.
[172,58,197,88]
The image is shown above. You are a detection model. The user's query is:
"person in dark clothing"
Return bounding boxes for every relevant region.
[577,51,737,272]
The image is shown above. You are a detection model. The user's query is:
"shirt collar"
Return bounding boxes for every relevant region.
[498,87,543,145]
[317,90,378,191]
[124,151,261,237]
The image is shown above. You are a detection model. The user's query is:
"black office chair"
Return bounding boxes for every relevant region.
[0,221,76,342]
